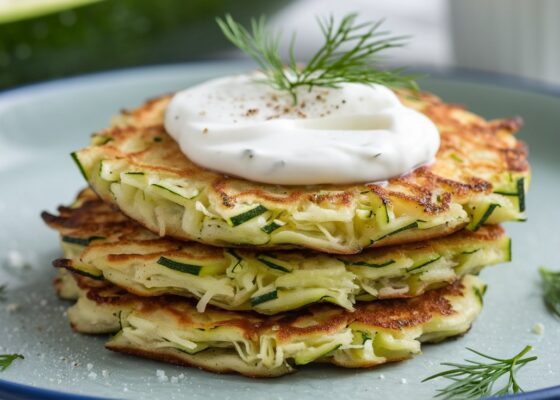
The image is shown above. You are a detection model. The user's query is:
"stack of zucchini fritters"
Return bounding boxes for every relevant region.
[42,90,529,377]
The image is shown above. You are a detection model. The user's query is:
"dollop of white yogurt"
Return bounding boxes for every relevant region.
[164,72,439,185]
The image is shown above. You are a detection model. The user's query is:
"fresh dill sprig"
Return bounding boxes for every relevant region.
[423,345,537,399]
[0,354,24,372]
[540,267,560,318]
[217,13,419,103]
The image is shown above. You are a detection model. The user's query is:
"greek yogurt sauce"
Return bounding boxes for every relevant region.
[164,72,439,185]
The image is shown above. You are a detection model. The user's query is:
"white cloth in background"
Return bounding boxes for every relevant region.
[269,0,451,67]
[450,0,560,85]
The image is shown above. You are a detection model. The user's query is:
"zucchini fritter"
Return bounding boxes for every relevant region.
[43,189,509,315]
[60,273,485,378]
[71,90,529,254]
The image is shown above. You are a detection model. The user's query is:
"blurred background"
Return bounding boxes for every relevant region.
[1,0,559,90]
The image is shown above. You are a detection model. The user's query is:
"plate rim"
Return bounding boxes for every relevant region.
[0,61,558,400]
[1,61,560,101]
[0,378,113,400]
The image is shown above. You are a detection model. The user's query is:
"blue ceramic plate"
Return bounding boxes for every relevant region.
[0,63,559,400]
